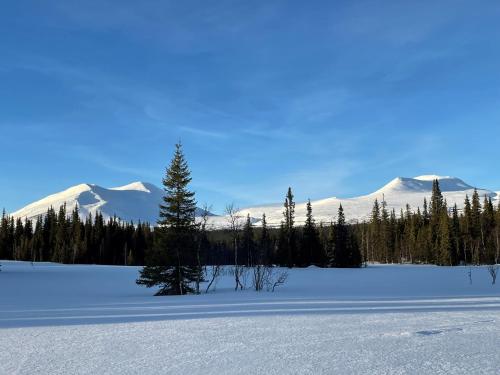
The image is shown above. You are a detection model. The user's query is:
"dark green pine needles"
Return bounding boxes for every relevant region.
[137,143,200,295]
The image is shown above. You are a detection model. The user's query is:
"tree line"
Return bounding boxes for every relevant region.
[358,180,500,266]
[1,155,499,272]
[0,205,152,266]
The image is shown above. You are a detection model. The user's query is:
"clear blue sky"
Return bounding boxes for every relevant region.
[1,1,500,214]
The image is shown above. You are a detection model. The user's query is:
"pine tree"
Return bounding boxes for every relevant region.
[32,215,43,262]
[13,218,24,260]
[481,196,496,263]
[429,179,444,262]
[0,210,8,260]
[368,199,381,262]
[450,204,461,265]
[241,214,255,266]
[430,179,444,218]
[137,143,199,295]
[326,221,335,266]
[463,194,473,264]
[436,202,452,266]
[300,199,322,266]
[71,205,83,264]
[471,189,482,263]
[259,214,272,265]
[331,204,361,268]
[283,187,296,267]
[20,218,33,261]
[276,222,287,266]
[380,199,390,263]
[53,204,68,263]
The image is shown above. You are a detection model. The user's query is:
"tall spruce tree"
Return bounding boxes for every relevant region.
[369,199,381,262]
[471,189,482,263]
[430,179,444,262]
[326,221,335,266]
[451,204,461,265]
[259,214,272,265]
[241,214,255,266]
[300,199,322,266]
[283,187,296,267]
[137,143,199,295]
[436,201,452,266]
[331,204,361,268]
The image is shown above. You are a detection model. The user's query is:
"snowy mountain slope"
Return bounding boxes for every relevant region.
[11,182,214,224]
[10,176,498,228]
[236,175,498,227]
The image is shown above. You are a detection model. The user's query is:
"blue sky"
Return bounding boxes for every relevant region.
[1,0,500,214]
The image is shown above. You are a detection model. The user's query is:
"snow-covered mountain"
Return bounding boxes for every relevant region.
[11,182,214,224]
[236,175,498,227]
[10,175,498,228]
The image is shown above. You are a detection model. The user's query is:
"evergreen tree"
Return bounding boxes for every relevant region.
[380,199,390,263]
[451,204,461,265]
[32,216,43,262]
[0,210,8,260]
[259,214,272,265]
[326,221,335,266]
[463,195,473,264]
[331,204,361,268]
[241,214,255,266]
[429,179,444,262]
[471,189,482,263]
[430,179,444,218]
[13,218,24,260]
[282,187,296,267]
[368,199,381,262]
[436,201,452,266]
[53,204,68,263]
[71,205,83,264]
[276,222,287,266]
[137,143,199,295]
[300,199,322,266]
[481,196,496,263]
[332,204,348,267]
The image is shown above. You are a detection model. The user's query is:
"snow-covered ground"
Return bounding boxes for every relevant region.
[0,261,499,374]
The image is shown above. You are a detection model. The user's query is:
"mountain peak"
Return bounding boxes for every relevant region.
[372,175,476,196]
[414,175,453,181]
[110,181,158,193]
[11,181,214,223]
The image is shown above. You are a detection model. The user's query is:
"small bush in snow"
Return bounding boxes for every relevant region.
[487,265,498,285]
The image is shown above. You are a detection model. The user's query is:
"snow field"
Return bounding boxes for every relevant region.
[0,262,499,374]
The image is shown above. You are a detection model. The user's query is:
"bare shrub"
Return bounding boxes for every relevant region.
[239,266,250,290]
[251,265,289,292]
[252,265,266,291]
[268,270,288,292]
[487,265,498,285]
[205,264,221,293]
[225,203,245,291]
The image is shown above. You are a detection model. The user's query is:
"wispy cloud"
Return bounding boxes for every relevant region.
[179,126,228,139]
[61,145,159,180]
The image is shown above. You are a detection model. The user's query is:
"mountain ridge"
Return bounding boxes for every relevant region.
[10,176,498,228]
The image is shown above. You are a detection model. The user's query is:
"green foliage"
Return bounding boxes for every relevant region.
[280,187,296,267]
[300,199,323,266]
[137,143,199,296]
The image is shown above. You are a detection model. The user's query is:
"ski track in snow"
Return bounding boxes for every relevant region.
[0,261,499,374]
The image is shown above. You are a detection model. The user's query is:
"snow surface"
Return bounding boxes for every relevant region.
[9,175,499,228]
[0,261,499,374]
